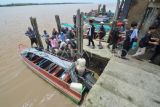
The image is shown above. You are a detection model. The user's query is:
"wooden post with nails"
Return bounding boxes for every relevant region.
[76,9,84,56]
[30,17,44,49]
[55,15,61,33]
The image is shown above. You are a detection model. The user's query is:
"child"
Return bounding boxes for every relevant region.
[42,30,50,51]
[50,36,59,53]
[98,22,106,49]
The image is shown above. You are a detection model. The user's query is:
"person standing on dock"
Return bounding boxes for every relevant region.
[130,22,138,49]
[132,26,157,57]
[149,38,160,65]
[25,27,38,47]
[107,26,120,52]
[42,30,50,51]
[51,28,58,39]
[98,22,106,49]
[87,19,95,49]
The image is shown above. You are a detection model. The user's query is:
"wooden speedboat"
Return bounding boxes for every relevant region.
[18,44,85,104]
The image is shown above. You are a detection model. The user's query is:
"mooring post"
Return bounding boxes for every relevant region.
[122,0,132,19]
[98,4,101,15]
[73,15,76,29]
[76,9,81,55]
[111,0,120,30]
[30,17,44,49]
[80,12,84,55]
[55,15,61,33]
[102,4,106,15]
[76,9,84,56]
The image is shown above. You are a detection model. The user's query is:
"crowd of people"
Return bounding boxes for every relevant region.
[25,18,160,65]
[25,27,77,58]
[107,19,160,65]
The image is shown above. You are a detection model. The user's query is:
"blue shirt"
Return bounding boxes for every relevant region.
[58,33,65,42]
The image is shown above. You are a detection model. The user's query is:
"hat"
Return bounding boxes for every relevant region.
[100,22,104,24]
[117,21,124,26]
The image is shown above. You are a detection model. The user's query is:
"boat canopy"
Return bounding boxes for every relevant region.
[21,48,74,70]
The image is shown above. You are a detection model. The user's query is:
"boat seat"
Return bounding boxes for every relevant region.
[48,64,58,73]
[46,63,55,71]
[32,57,41,63]
[36,59,47,67]
[40,61,52,69]
[52,67,64,76]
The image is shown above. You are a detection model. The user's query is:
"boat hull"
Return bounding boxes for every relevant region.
[19,44,82,104]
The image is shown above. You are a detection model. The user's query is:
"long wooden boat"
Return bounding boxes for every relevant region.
[19,44,85,104]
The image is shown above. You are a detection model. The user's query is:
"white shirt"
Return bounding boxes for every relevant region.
[130,28,138,41]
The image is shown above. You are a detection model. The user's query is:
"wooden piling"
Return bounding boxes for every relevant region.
[98,4,101,15]
[73,15,76,28]
[30,17,44,49]
[80,12,84,55]
[114,0,120,21]
[55,15,61,33]
[76,9,81,54]
[122,0,132,19]
[102,4,106,15]
[76,9,84,55]
[110,0,120,32]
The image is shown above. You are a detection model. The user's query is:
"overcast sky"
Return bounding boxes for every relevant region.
[0,0,117,4]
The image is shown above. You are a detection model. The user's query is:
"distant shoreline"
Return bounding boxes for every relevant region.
[0,2,93,7]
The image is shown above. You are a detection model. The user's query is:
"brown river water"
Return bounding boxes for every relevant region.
[0,4,115,107]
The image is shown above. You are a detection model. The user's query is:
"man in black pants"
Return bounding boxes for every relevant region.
[107,27,120,52]
[149,38,160,65]
[121,28,133,58]
[87,19,95,49]
[25,27,38,47]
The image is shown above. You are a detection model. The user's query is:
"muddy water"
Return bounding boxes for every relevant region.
[0,4,115,107]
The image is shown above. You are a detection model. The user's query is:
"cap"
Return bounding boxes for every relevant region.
[100,22,104,24]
